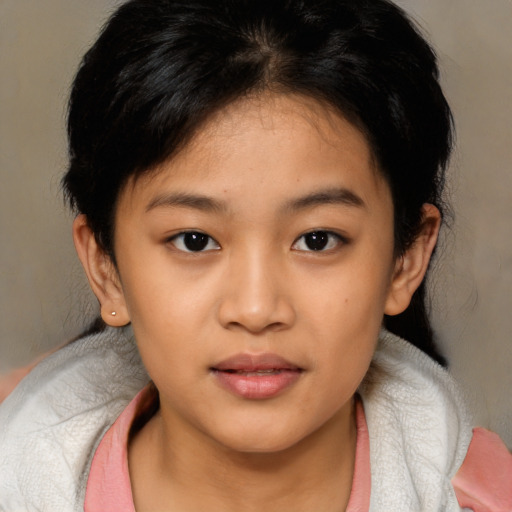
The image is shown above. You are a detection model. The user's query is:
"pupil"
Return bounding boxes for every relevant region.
[184,232,209,251]
[305,232,328,251]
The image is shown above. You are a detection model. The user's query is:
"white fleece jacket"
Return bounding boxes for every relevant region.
[0,327,473,511]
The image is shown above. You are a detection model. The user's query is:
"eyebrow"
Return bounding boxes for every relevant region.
[281,187,366,213]
[145,187,365,215]
[145,192,227,213]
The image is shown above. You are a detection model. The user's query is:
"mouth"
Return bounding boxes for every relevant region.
[219,368,295,376]
[210,353,303,399]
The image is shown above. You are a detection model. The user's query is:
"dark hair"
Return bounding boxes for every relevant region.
[63,0,452,364]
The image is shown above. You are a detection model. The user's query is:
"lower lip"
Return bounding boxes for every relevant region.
[212,369,302,399]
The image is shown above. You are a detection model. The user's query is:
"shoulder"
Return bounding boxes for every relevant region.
[360,330,474,511]
[452,427,512,512]
[0,327,149,511]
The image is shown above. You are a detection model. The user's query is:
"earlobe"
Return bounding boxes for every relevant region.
[384,204,441,316]
[72,215,130,326]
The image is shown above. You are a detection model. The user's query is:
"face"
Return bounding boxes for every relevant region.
[111,94,398,453]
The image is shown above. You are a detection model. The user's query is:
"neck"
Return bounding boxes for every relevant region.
[129,399,357,512]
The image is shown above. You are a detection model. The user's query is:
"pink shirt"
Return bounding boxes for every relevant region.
[85,388,511,511]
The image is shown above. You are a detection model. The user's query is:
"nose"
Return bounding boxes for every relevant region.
[217,249,296,334]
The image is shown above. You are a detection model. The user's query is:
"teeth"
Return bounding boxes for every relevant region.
[218,368,286,375]
[245,369,280,376]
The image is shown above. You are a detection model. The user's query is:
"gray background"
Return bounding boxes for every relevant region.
[1,1,511,446]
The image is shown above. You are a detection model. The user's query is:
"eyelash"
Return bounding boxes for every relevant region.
[167,231,221,253]
[291,230,347,252]
[167,230,347,253]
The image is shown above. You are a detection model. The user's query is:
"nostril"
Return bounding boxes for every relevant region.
[217,279,296,333]
[223,318,291,334]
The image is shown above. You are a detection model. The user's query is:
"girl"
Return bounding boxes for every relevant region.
[0,0,510,510]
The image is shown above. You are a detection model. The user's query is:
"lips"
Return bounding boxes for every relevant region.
[211,353,303,399]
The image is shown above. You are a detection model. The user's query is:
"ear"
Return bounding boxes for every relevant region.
[384,204,441,316]
[72,215,130,326]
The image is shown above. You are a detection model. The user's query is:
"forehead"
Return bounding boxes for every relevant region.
[119,93,390,216]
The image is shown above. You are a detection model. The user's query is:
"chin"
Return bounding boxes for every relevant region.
[211,422,310,455]
[222,437,300,455]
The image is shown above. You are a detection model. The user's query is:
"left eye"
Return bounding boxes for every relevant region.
[292,231,343,252]
[169,232,220,252]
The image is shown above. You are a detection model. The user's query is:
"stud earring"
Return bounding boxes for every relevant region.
[111,312,117,317]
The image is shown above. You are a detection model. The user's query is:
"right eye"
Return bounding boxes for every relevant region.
[168,232,220,253]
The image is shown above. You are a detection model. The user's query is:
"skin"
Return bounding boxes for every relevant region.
[74,93,440,511]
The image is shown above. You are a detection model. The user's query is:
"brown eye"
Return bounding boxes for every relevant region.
[292,231,343,252]
[170,232,220,252]
[304,232,329,251]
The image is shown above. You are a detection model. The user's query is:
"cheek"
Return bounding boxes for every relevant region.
[304,261,392,333]
[117,254,222,369]
[299,257,392,380]
[119,248,205,323]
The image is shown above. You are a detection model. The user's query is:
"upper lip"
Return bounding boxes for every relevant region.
[211,353,302,372]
